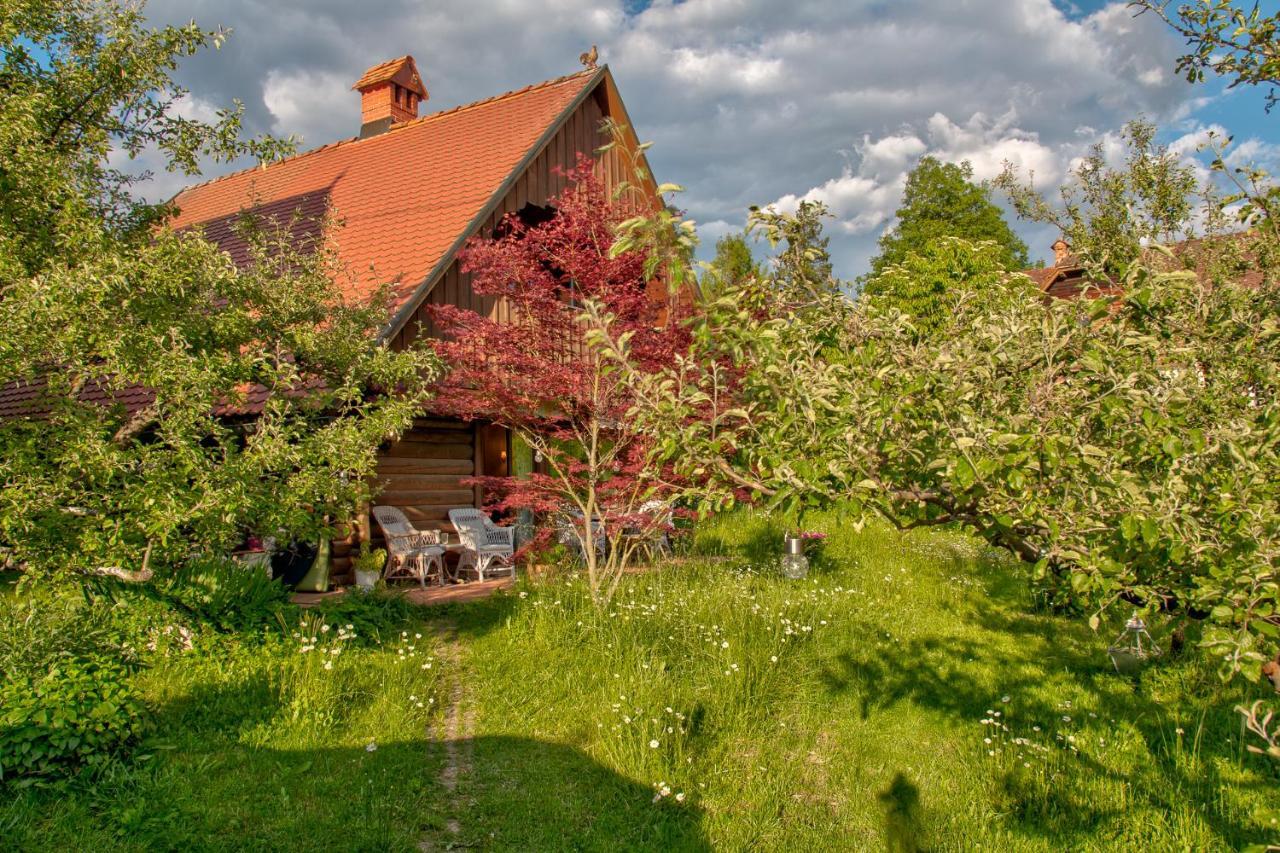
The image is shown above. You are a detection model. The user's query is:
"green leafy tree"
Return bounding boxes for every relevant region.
[748,200,837,301]
[995,120,1200,277]
[866,157,1028,282]
[700,231,761,298]
[600,140,1280,682]
[862,238,1015,337]
[1133,0,1280,110]
[0,1,438,582]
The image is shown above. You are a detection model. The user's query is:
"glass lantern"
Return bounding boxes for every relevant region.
[1107,612,1161,674]
[781,535,809,579]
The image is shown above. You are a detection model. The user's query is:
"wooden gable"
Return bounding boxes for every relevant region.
[386,69,658,351]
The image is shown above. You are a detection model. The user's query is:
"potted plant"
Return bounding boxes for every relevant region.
[352,542,386,592]
[799,530,827,554]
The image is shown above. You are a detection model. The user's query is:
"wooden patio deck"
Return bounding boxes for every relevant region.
[292,577,514,609]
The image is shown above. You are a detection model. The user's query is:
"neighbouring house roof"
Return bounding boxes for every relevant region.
[1022,233,1266,300]
[168,66,604,336]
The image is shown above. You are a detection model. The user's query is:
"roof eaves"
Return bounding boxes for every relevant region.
[378,64,609,344]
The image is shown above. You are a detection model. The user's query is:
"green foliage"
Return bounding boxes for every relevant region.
[0,656,145,785]
[861,237,1024,336]
[747,200,837,301]
[866,157,1028,282]
[0,0,295,277]
[996,120,1200,276]
[0,1,439,582]
[701,231,761,299]
[158,555,292,633]
[605,182,1280,678]
[1133,0,1280,110]
[0,589,153,785]
[306,588,424,646]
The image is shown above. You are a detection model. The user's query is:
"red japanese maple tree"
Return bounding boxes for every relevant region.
[429,157,690,605]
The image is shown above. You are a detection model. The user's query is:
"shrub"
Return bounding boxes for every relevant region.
[0,591,149,786]
[304,589,423,646]
[0,656,145,785]
[160,554,293,632]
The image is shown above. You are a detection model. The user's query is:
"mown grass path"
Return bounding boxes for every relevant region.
[420,621,474,850]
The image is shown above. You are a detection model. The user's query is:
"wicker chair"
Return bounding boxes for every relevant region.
[557,512,606,564]
[620,500,673,562]
[448,508,515,581]
[371,505,445,588]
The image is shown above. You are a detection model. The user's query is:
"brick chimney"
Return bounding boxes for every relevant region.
[352,56,428,138]
[1051,238,1071,266]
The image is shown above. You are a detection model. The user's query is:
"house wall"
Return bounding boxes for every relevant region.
[336,80,652,584]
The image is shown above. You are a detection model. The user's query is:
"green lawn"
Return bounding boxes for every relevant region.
[3,509,1277,850]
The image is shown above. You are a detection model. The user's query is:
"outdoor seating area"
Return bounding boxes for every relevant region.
[365,501,675,591]
[368,504,516,589]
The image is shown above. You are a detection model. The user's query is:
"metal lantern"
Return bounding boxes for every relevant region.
[781,535,809,579]
[1107,612,1162,674]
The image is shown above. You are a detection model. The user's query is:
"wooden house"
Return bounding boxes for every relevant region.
[166,56,658,581]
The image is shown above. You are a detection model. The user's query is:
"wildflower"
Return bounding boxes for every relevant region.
[676,792,686,803]
[324,660,333,670]
[770,655,778,663]
[649,740,659,749]
[366,741,377,752]
[1001,696,1011,703]
[321,624,330,633]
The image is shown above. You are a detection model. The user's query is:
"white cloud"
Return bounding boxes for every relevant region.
[262,68,351,143]
[138,0,1239,276]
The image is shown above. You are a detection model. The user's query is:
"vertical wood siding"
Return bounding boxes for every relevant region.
[393,85,622,348]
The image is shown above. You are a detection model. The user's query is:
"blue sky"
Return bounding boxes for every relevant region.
[126,0,1279,276]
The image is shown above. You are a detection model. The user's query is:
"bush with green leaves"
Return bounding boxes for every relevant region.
[597,225,1279,680]
[1,656,145,785]
[0,588,153,785]
[304,588,425,646]
[158,554,293,633]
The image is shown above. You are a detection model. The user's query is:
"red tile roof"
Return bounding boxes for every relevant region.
[169,68,600,326]
[2,69,602,423]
